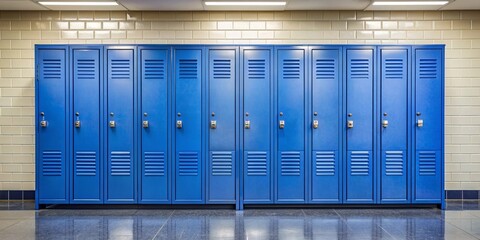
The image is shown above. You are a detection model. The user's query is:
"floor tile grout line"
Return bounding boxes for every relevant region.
[444,220,480,240]
[150,210,175,240]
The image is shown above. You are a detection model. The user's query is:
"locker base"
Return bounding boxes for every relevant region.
[36,204,237,210]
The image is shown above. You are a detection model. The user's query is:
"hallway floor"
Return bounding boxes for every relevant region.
[0,200,479,239]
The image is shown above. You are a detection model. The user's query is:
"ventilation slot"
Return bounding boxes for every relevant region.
[211,152,233,176]
[418,151,436,176]
[144,59,165,80]
[42,151,62,176]
[178,152,198,176]
[246,151,267,176]
[213,59,231,80]
[385,151,404,176]
[248,59,266,79]
[281,152,301,176]
[315,151,335,176]
[144,152,165,176]
[43,59,62,79]
[315,59,335,80]
[76,59,96,80]
[349,59,370,79]
[384,59,404,80]
[282,59,301,79]
[350,151,370,176]
[75,151,96,176]
[419,59,438,79]
[179,59,198,79]
[110,151,131,176]
[110,60,131,80]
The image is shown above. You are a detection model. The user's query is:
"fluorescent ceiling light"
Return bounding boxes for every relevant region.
[38,1,118,6]
[204,1,286,6]
[372,1,448,5]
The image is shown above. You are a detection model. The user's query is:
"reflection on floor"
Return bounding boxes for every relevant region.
[0,200,479,240]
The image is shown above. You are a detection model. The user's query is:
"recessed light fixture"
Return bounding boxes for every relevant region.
[204,1,286,6]
[372,1,448,5]
[38,1,118,6]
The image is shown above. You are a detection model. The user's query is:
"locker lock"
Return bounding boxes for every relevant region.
[210,120,217,129]
[417,119,424,128]
[279,120,285,129]
[312,120,319,129]
[109,120,116,128]
[176,120,183,129]
[143,120,149,128]
[75,120,81,128]
[244,120,251,129]
[347,120,354,128]
[382,120,389,128]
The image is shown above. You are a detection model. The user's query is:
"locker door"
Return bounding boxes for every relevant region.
[276,48,306,203]
[72,47,102,203]
[311,47,342,203]
[242,48,273,203]
[379,47,409,203]
[36,47,68,203]
[173,48,204,203]
[139,48,170,203]
[207,47,237,203]
[414,47,443,203]
[106,48,135,203]
[345,47,375,203]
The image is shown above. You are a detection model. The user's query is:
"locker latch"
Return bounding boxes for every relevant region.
[312,120,319,129]
[109,121,116,128]
[142,120,149,128]
[347,120,354,128]
[75,120,81,128]
[244,120,250,129]
[382,120,388,128]
[40,120,47,128]
[279,120,285,129]
[417,119,423,128]
[176,120,183,129]
[210,120,217,129]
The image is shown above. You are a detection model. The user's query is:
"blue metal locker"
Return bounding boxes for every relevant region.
[71,46,103,203]
[173,47,204,203]
[345,47,376,203]
[413,46,444,203]
[35,46,69,204]
[207,47,238,203]
[310,46,342,203]
[242,47,273,204]
[139,47,170,203]
[379,47,410,203]
[276,47,306,203]
[105,47,136,203]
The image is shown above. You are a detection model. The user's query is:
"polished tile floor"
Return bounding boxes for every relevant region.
[0,200,479,239]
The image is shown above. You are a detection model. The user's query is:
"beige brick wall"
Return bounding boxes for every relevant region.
[0,10,479,191]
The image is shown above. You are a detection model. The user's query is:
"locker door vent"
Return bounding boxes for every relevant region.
[246,151,267,176]
[76,59,96,80]
[419,59,438,79]
[144,152,165,176]
[349,59,370,79]
[110,151,131,176]
[178,152,199,176]
[211,151,233,176]
[179,59,198,79]
[385,151,404,176]
[418,151,436,176]
[110,59,131,80]
[42,151,62,176]
[315,59,335,80]
[248,59,266,79]
[350,151,370,176]
[42,59,62,79]
[315,151,335,176]
[280,152,301,176]
[282,59,301,80]
[213,59,231,80]
[144,59,165,80]
[385,59,404,80]
[75,151,96,176]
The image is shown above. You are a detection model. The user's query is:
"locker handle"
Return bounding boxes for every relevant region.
[244,120,250,129]
[279,120,285,129]
[417,119,424,128]
[312,120,319,129]
[109,121,116,128]
[142,120,149,128]
[210,120,217,129]
[382,120,388,128]
[347,120,354,129]
[176,120,183,129]
[40,120,47,128]
[75,120,81,128]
